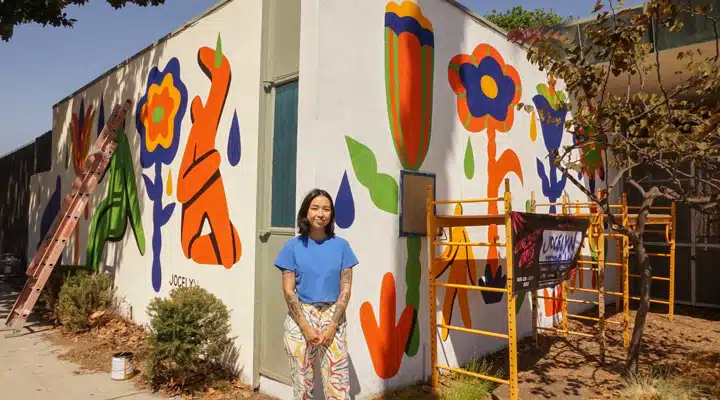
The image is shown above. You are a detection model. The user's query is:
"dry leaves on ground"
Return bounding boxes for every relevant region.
[53,316,149,375]
[49,318,276,399]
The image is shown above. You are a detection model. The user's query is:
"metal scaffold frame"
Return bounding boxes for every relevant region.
[530,192,631,361]
[424,184,677,400]
[426,178,519,399]
[625,193,677,320]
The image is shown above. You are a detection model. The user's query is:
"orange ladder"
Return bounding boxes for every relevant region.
[3,99,132,337]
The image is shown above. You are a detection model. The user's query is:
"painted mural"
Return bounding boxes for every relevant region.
[136,57,188,292]
[67,98,96,265]
[28,0,264,389]
[177,34,242,269]
[533,80,568,214]
[448,44,524,304]
[25,0,623,394]
[86,97,146,271]
[227,111,242,167]
[543,285,563,318]
[345,136,398,215]
[359,272,414,379]
[384,1,434,172]
[354,1,436,376]
[335,171,356,229]
[384,0,434,358]
[575,123,606,194]
[38,176,62,265]
[431,204,477,341]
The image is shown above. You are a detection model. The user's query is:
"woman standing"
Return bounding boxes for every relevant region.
[275,189,358,400]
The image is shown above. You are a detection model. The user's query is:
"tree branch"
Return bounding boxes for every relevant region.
[654,7,674,120]
[556,162,638,242]
[627,180,649,202]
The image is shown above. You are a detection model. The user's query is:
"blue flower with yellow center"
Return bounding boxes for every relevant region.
[460,57,517,123]
[448,44,522,133]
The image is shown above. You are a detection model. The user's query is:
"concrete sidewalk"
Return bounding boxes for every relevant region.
[0,278,166,400]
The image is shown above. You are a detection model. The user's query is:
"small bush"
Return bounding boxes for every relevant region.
[441,357,501,400]
[620,368,707,400]
[146,286,232,389]
[57,271,117,333]
[39,265,95,322]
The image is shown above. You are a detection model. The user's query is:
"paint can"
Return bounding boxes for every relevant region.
[111,352,134,381]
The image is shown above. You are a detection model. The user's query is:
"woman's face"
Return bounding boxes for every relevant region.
[307,195,332,231]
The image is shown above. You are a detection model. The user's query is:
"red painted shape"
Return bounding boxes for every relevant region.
[360,272,414,379]
[177,44,241,268]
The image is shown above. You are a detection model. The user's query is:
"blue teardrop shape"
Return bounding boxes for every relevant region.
[335,171,355,229]
[97,96,105,136]
[228,111,241,167]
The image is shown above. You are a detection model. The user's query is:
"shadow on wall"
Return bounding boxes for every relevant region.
[220,335,243,377]
[412,0,467,384]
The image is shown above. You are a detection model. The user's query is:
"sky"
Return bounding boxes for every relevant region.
[0,0,636,155]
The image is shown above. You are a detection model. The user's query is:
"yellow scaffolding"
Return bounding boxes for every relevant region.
[424,185,675,399]
[426,179,519,399]
[530,193,631,359]
[625,193,677,320]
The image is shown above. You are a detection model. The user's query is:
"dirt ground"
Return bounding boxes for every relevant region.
[376,304,720,399]
[46,305,720,400]
[47,318,275,400]
[505,304,720,399]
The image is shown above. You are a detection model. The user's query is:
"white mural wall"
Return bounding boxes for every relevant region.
[25,0,620,396]
[297,0,616,396]
[27,0,264,384]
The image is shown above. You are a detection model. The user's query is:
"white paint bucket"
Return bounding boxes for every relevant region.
[111,352,134,381]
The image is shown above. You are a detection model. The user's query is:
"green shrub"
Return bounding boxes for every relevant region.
[56,271,117,333]
[620,367,708,400]
[441,357,501,400]
[39,265,95,322]
[146,286,232,389]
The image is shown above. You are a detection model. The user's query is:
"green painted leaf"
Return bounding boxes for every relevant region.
[215,34,223,68]
[464,137,475,179]
[86,123,146,271]
[371,174,399,214]
[405,236,422,356]
[525,200,532,212]
[557,91,567,104]
[345,136,375,185]
[345,136,399,215]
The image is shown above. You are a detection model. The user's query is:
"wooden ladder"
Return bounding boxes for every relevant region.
[3,99,132,337]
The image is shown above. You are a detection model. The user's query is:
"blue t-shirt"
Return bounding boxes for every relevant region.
[274,235,359,303]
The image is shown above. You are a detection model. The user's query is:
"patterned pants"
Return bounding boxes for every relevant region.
[283,302,349,400]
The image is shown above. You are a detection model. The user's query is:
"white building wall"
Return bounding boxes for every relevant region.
[297,0,615,396]
[28,0,264,383]
[24,0,620,396]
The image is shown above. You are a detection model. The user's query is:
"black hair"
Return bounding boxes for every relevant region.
[297,188,336,238]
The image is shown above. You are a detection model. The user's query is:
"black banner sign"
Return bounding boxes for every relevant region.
[510,212,590,295]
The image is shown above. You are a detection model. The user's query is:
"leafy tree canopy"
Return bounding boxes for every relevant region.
[485,5,570,32]
[1,0,168,41]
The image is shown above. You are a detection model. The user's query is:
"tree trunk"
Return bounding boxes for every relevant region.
[625,194,656,373]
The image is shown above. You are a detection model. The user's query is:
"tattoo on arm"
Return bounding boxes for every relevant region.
[331,268,353,325]
[282,270,310,330]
